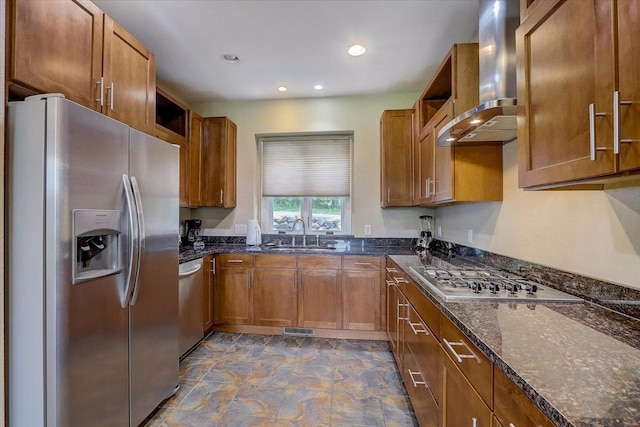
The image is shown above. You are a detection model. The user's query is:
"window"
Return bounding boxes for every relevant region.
[259,132,352,234]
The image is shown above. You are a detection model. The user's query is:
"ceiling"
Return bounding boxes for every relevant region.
[93,0,479,104]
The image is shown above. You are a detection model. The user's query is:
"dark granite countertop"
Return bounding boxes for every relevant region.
[179,243,415,263]
[389,254,640,427]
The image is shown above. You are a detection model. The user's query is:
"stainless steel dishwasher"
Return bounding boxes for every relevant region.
[178,258,204,357]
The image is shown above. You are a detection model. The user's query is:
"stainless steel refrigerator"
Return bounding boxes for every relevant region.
[7,94,179,426]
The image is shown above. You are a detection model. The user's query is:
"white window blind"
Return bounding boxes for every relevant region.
[261,135,352,197]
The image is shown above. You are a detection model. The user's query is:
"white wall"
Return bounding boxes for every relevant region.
[435,141,640,290]
[189,93,433,238]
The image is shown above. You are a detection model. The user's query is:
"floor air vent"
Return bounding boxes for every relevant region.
[283,327,315,337]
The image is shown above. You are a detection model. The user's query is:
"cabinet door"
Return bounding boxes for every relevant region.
[297,270,342,329]
[10,0,104,109]
[218,267,252,325]
[386,282,405,369]
[253,268,297,327]
[342,270,381,331]
[414,124,435,205]
[517,0,615,188]
[203,256,214,333]
[102,17,156,134]
[380,110,413,207]
[433,101,454,203]
[441,350,492,427]
[189,112,203,206]
[202,117,237,207]
[617,0,640,172]
[494,367,555,427]
[403,344,439,427]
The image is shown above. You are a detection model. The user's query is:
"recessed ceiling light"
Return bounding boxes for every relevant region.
[446,137,457,142]
[470,119,483,125]
[221,54,239,63]
[314,84,324,90]
[278,86,287,92]
[348,44,366,57]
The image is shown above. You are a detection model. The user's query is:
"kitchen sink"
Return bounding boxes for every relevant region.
[264,245,336,252]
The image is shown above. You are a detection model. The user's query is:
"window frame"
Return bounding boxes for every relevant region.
[266,196,349,234]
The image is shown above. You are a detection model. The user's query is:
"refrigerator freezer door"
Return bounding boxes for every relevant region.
[8,97,131,426]
[128,129,180,426]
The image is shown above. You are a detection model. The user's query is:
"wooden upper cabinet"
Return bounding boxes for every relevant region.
[201,117,237,208]
[9,0,156,134]
[413,101,435,205]
[9,0,104,108]
[188,112,203,207]
[102,17,156,134]
[380,109,413,207]
[516,0,640,188]
[616,0,640,173]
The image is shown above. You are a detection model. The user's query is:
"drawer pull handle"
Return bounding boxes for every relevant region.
[386,280,394,288]
[443,338,480,363]
[408,321,428,335]
[588,103,608,161]
[397,301,409,321]
[227,259,244,263]
[472,417,478,427]
[509,424,516,427]
[408,369,428,388]
[393,276,407,284]
[385,267,397,273]
[354,262,372,266]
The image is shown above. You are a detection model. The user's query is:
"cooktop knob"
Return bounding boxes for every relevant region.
[527,283,538,295]
[507,283,519,294]
[471,282,482,293]
[489,283,500,294]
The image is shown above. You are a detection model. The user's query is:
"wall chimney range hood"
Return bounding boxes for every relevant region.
[437,0,520,146]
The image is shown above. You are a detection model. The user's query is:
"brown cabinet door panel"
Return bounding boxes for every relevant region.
[342,270,381,331]
[10,0,104,109]
[380,109,413,207]
[298,270,342,329]
[253,268,297,327]
[218,268,252,325]
[404,305,441,406]
[403,348,440,427]
[102,17,156,134]
[517,0,616,187]
[203,256,214,333]
[617,0,640,172]
[189,112,203,206]
[494,367,555,427]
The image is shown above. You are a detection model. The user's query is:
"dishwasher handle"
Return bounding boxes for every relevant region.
[179,263,202,278]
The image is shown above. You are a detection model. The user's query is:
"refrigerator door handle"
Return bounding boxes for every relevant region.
[122,174,139,308]
[130,176,145,306]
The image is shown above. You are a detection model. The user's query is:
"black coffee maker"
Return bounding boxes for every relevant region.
[184,219,202,245]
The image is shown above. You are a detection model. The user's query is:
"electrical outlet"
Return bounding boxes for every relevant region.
[235,224,248,234]
[364,225,372,236]
[467,229,474,243]
[437,225,442,238]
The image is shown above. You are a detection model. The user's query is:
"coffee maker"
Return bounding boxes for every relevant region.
[184,219,202,247]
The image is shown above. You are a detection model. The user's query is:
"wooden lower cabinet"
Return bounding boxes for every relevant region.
[216,254,254,325]
[441,349,492,427]
[297,269,342,329]
[253,255,297,327]
[203,255,214,333]
[386,280,404,368]
[342,256,382,331]
[493,367,555,427]
[404,348,440,427]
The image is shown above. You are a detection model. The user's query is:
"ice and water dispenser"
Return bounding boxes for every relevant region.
[72,209,122,284]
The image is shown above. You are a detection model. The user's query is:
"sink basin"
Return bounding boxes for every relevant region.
[264,245,336,252]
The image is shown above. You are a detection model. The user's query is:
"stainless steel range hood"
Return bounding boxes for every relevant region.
[437,0,520,146]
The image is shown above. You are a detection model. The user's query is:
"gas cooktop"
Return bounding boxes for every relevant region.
[408,264,583,303]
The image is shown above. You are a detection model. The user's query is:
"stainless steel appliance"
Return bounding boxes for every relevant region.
[178,258,204,357]
[409,264,583,303]
[8,94,179,426]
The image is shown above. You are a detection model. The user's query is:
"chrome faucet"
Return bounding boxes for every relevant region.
[291,218,306,246]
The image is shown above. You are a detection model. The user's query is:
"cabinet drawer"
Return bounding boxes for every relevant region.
[385,261,408,293]
[343,255,381,270]
[405,278,440,338]
[297,255,341,270]
[217,253,254,268]
[403,348,440,427]
[404,304,441,406]
[494,367,554,427]
[254,254,296,269]
[440,314,493,408]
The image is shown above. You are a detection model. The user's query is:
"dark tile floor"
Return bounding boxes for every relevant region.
[144,332,418,426]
